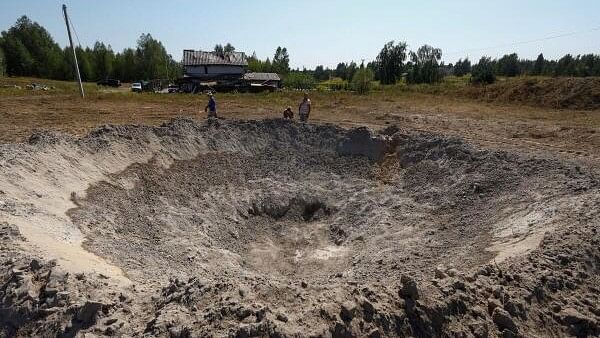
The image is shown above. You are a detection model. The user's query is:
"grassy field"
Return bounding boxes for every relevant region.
[1,76,600,162]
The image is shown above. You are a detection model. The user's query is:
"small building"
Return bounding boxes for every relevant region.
[182,49,247,79]
[242,72,281,91]
[178,49,280,92]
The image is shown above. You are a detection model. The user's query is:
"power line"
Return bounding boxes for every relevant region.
[445,25,600,57]
[69,19,82,48]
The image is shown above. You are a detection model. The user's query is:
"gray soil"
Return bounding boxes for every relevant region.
[0,118,599,337]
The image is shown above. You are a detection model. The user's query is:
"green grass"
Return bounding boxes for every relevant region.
[0,76,100,96]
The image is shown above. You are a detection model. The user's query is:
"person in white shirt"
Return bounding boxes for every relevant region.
[298,92,311,122]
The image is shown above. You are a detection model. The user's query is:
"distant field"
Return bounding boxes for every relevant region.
[1,75,600,162]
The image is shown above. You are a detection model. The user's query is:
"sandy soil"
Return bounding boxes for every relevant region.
[1,119,599,337]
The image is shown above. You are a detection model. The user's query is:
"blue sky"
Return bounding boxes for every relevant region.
[1,0,599,68]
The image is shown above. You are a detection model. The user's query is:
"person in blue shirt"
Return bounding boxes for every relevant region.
[205,92,217,118]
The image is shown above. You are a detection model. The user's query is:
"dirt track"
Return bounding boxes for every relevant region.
[1,118,599,337]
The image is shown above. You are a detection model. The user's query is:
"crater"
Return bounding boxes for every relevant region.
[64,119,595,286]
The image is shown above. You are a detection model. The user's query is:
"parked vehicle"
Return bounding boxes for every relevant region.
[97,79,121,87]
[167,84,179,93]
[131,82,143,92]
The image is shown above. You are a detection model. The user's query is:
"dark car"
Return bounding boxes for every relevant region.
[97,79,121,87]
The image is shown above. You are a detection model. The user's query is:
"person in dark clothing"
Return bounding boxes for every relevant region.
[283,106,294,119]
[205,92,217,118]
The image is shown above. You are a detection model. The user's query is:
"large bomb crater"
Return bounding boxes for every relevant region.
[1,118,598,337]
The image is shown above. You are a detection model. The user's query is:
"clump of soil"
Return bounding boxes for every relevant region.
[1,118,599,337]
[463,77,600,110]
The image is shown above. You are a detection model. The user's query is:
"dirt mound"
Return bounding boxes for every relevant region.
[464,77,600,110]
[1,118,599,337]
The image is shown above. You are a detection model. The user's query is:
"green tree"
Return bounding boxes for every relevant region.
[314,65,327,81]
[0,35,34,75]
[214,44,224,56]
[375,40,408,84]
[283,72,315,89]
[554,54,575,76]
[0,15,64,78]
[135,33,169,79]
[335,63,347,80]
[272,46,290,74]
[113,48,137,81]
[92,42,115,79]
[76,47,94,81]
[497,53,520,77]
[531,53,545,75]
[247,52,274,73]
[407,44,443,84]
[345,61,358,82]
[351,65,374,94]
[224,43,235,53]
[0,46,5,76]
[454,57,471,76]
[471,56,496,84]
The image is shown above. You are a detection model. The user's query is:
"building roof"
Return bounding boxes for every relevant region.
[242,73,281,81]
[182,50,248,66]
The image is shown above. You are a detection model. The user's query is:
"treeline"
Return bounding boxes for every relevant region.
[295,43,600,87]
[0,16,181,82]
[462,53,600,81]
[290,41,445,88]
[247,47,291,75]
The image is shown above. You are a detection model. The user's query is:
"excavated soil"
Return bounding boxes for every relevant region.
[0,118,599,337]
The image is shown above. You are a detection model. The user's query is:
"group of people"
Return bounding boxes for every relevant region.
[204,92,312,122]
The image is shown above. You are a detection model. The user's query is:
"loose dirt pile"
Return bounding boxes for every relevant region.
[1,118,599,337]
[463,77,600,110]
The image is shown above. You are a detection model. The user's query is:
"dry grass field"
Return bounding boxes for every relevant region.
[2,76,600,162]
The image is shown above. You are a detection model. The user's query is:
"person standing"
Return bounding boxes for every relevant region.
[298,92,311,122]
[205,92,217,118]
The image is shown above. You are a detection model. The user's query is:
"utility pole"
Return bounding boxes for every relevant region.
[62,4,84,98]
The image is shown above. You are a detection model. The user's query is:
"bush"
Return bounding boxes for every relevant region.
[471,57,496,84]
[351,68,374,94]
[319,77,348,91]
[283,72,316,90]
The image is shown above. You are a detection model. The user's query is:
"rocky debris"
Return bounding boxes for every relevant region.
[399,275,419,300]
[1,118,600,336]
[492,307,519,334]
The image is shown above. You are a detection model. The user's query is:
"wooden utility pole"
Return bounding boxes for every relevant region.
[62,4,85,98]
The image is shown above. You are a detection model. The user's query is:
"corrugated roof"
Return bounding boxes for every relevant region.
[243,73,281,81]
[182,50,248,66]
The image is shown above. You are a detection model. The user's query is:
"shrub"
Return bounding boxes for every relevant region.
[319,77,348,91]
[351,67,374,94]
[283,72,316,90]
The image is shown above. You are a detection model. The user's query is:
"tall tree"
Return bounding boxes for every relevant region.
[454,57,471,76]
[351,65,374,94]
[214,44,224,56]
[0,46,5,76]
[223,43,235,53]
[554,54,575,76]
[335,63,348,79]
[272,46,290,74]
[407,44,443,84]
[0,15,64,78]
[531,53,545,76]
[136,33,170,79]
[92,42,114,79]
[471,56,496,84]
[497,53,520,77]
[375,40,408,85]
